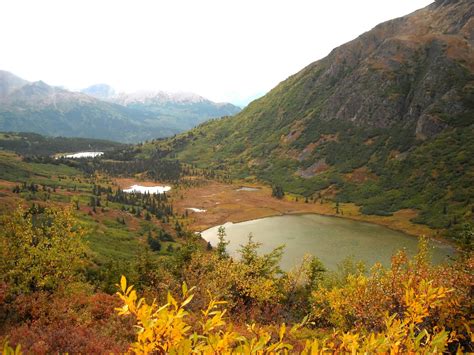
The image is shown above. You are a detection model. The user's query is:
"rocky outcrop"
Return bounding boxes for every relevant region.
[415,114,449,140]
[288,0,474,137]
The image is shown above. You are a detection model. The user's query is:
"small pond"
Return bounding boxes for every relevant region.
[63,151,103,158]
[123,184,171,194]
[236,186,260,192]
[187,208,207,213]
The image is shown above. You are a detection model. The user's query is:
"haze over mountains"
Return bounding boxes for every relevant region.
[82,83,240,127]
[0,0,472,236]
[160,0,474,235]
[0,72,240,143]
[1,1,473,352]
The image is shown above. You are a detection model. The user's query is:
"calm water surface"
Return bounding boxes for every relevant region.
[123,184,171,194]
[201,214,454,271]
[63,151,103,158]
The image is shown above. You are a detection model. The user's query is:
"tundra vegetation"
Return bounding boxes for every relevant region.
[1,0,473,348]
[0,132,472,353]
[0,202,472,353]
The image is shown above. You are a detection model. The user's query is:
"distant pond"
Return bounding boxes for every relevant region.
[201,214,455,271]
[235,186,260,191]
[63,151,103,158]
[123,185,171,194]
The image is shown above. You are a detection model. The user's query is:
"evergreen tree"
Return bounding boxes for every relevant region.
[147,231,162,252]
[271,185,285,199]
[216,226,230,259]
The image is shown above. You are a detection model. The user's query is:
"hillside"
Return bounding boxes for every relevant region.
[159,0,474,237]
[1,1,473,353]
[0,130,471,353]
[0,73,240,143]
[0,126,471,353]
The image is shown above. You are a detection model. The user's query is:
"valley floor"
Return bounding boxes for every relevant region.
[116,177,444,241]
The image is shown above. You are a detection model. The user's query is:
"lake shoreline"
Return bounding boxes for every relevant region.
[173,180,452,246]
[199,210,454,248]
[114,178,454,247]
[200,213,455,271]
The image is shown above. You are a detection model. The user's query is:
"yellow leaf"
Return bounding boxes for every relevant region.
[120,275,127,292]
[181,294,194,308]
[279,323,286,341]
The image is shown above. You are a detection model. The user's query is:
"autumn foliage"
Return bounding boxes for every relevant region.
[1,206,473,353]
[0,205,86,296]
[116,264,472,353]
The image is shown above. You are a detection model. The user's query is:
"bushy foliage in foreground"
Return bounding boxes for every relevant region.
[116,276,295,353]
[1,289,134,353]
[183,235,286,318]
[0,206,87,296]
[1,206,472,353]
[115,237,472,353]
[116,267,471,353]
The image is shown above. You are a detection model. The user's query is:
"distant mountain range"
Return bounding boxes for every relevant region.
[0,73,240,143]
[82,84,241,124]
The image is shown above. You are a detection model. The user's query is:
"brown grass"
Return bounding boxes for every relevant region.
[172,180,441,240]
[344,167,378,183]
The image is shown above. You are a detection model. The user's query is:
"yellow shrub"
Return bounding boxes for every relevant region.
[117,274,469,354]
[0,205,86,295]
[116,276,294,354]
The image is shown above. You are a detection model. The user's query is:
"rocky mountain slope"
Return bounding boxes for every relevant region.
[0,71,29,97]
[0,74,240,143]
[160,0,474,237]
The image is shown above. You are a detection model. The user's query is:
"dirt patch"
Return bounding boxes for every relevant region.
[173,180,439,240]
[319,184,339,199]
[344,167,378,183]
[297,142,318,161]
[319,133,338,143]
[0,179,18,189]
[281,129,302,144]
[297,159,329,178]
[364,138,376,146]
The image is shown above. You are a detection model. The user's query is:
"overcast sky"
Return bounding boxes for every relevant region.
[0,0,433,106]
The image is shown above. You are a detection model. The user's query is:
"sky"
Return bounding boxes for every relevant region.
[0,0,433,106]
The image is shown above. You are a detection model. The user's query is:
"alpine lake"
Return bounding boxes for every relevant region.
[201,214,455,271]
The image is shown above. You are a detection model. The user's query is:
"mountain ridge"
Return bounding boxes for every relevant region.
[0,73,240,142]
[157,0,473,237]
[82,84,239,107]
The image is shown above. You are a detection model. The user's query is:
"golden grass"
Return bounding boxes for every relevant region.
[172,179,442,240]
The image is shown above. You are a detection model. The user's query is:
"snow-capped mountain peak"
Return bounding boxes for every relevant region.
[112,90,208,106]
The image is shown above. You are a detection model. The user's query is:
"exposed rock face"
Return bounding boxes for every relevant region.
[286,0,473,136]
[415,114,449,140]
[297,159,328,178]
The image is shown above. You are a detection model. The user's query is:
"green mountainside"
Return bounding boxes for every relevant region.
[0,73,240,143]
[158,0,474,237]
